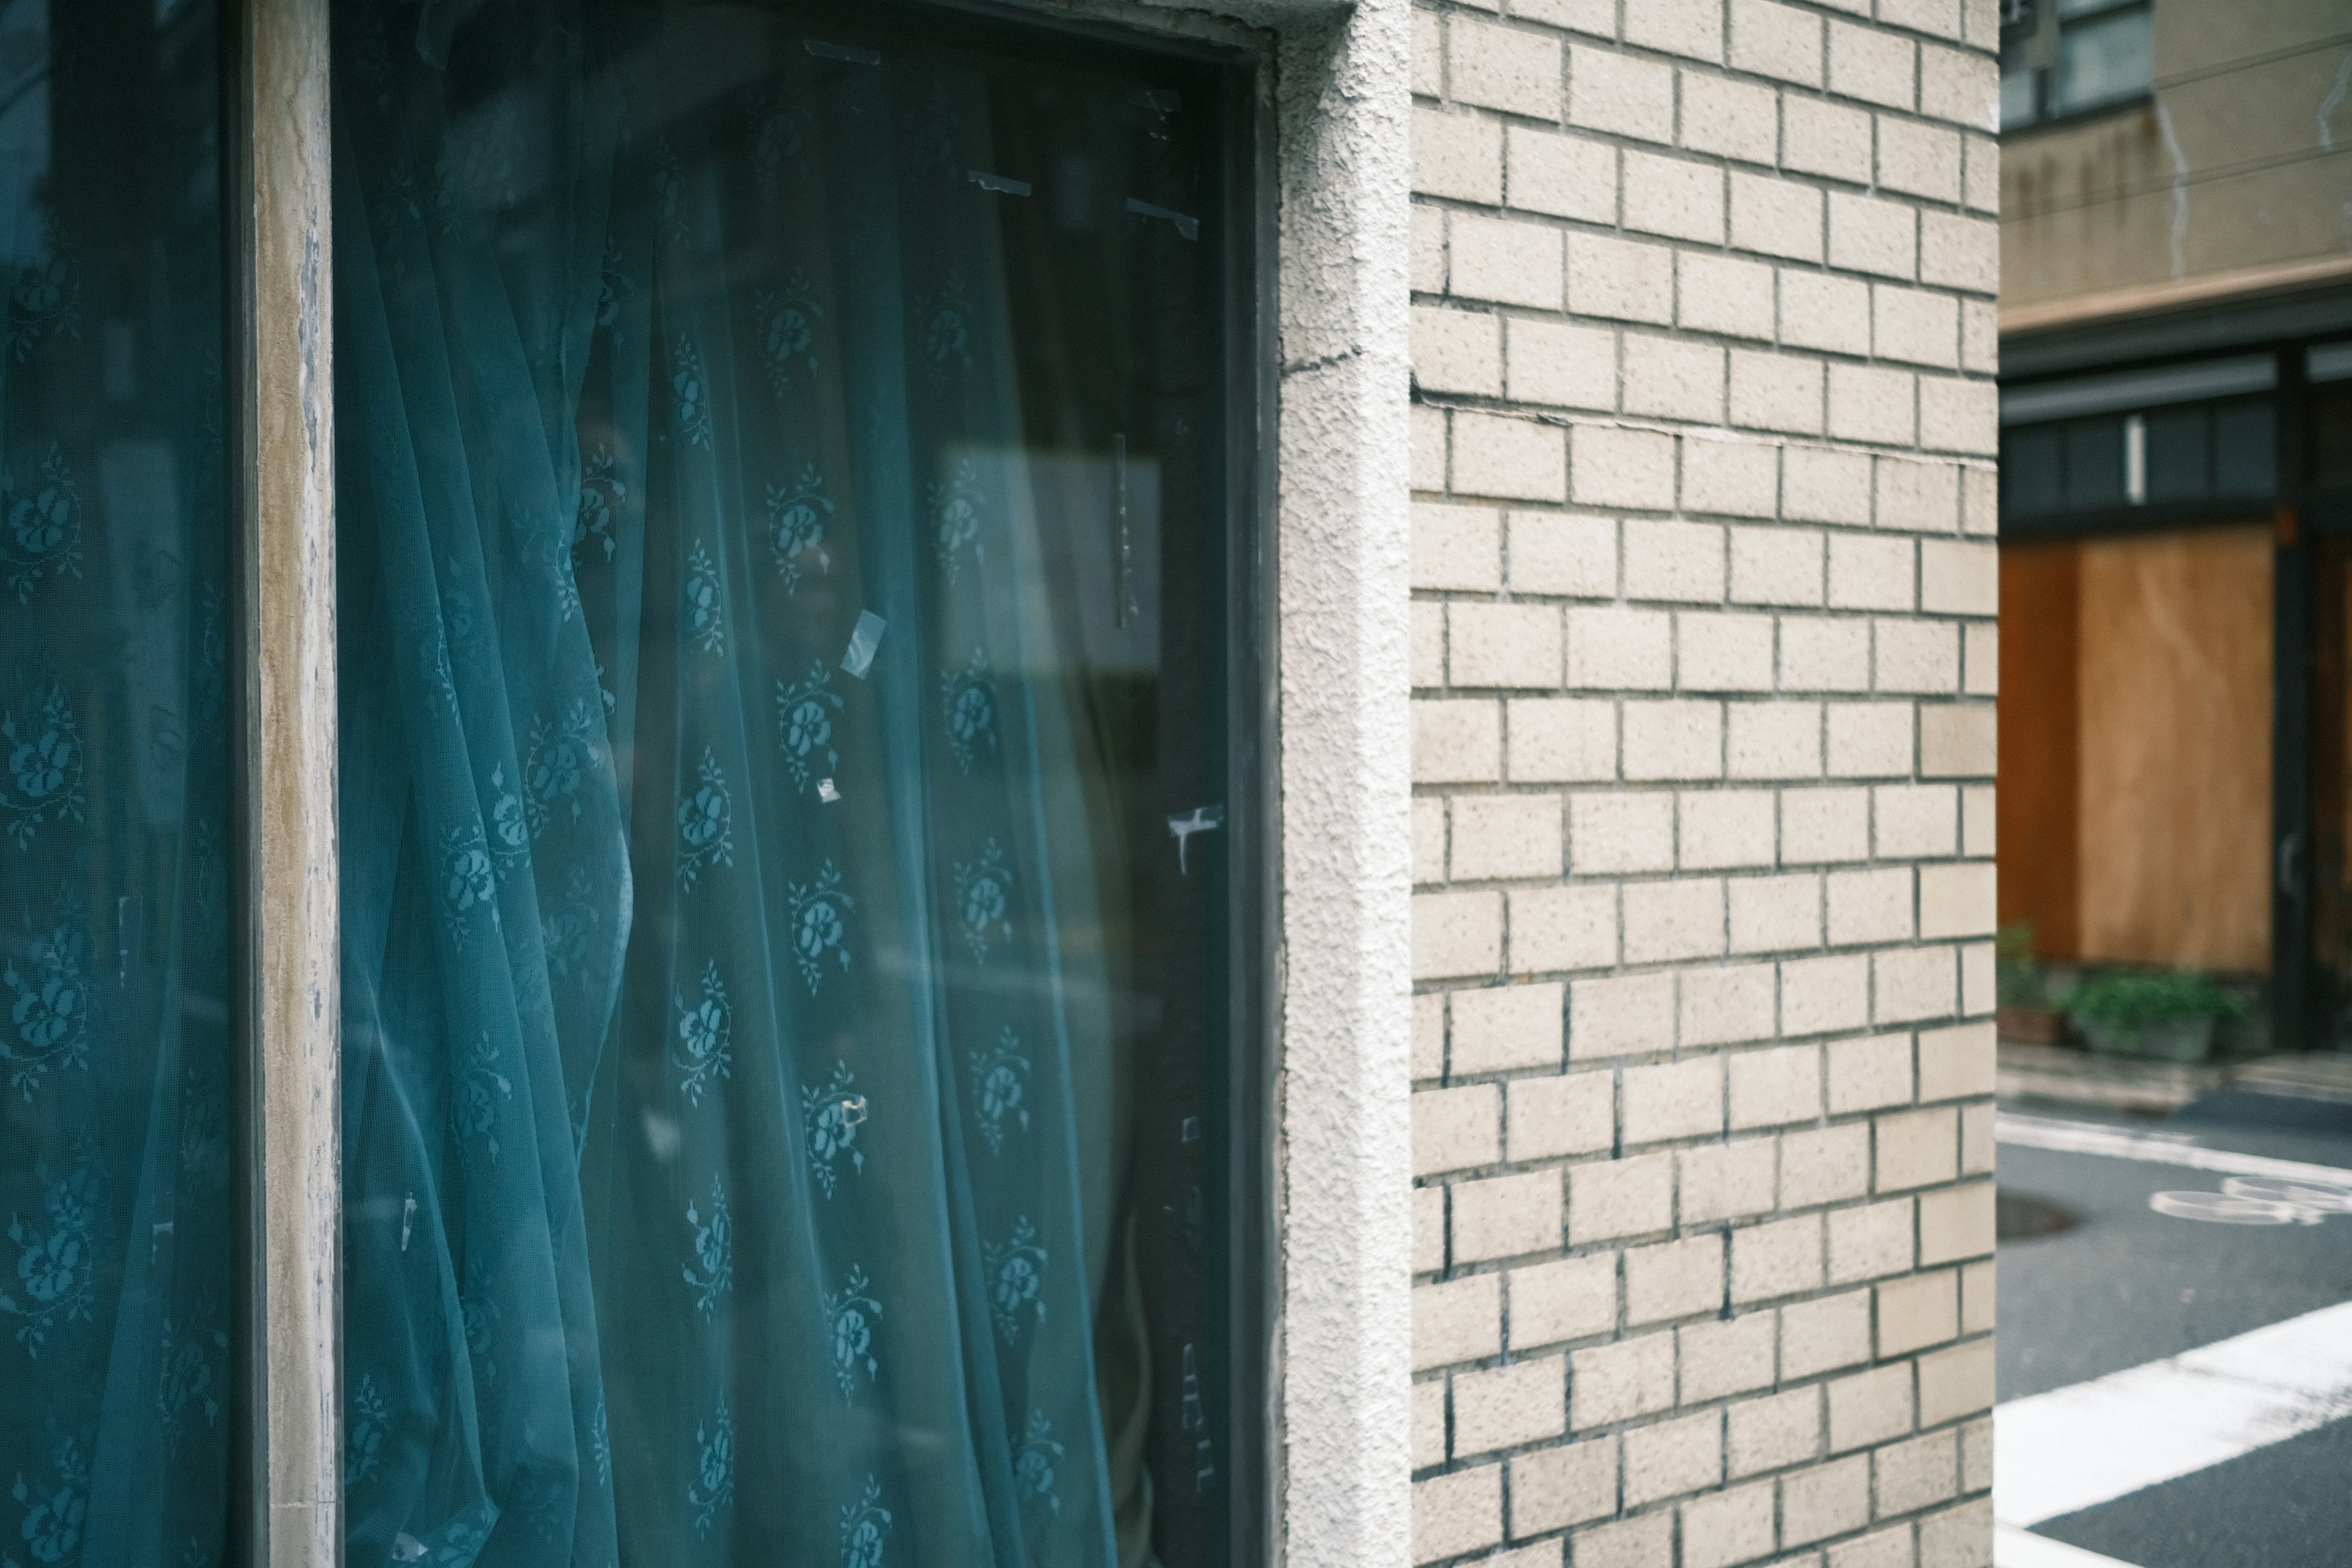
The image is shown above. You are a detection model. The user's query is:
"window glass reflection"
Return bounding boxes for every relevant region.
[2055,7,2152,113]
[333,6,1233,1566]
[0,1,232,1561]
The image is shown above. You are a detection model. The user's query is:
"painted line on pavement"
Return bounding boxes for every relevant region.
[1996,1112,2352,1185]
[1994,1298,2352,1529]
[1994,1523,2142,1568]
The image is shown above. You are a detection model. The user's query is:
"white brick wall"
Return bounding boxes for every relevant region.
[1408,0,1997,1561]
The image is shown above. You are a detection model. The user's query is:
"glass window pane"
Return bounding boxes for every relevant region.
[2144,405,2211,502]
[333,6,1238,1566]
[2314,384,2352,491]
[0,1,232,1558]
[2005,426,2062,516]
[2065,417,2126,510]
[2001,67,2041,128]
[2214,399,2277,495]
[2056,7,2152,113]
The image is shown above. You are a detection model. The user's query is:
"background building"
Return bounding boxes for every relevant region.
[1996,0,2352,1047]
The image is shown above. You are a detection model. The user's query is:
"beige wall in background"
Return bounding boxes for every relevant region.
[2001,0,2352,324]
[1408,1,2001,1564]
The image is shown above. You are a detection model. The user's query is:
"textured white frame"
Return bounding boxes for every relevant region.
[1253,6,1413,1564]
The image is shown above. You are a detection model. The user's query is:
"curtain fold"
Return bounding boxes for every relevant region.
[335,6,1126,1563]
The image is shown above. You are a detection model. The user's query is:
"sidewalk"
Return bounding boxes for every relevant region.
[1997,1040,2352,1115]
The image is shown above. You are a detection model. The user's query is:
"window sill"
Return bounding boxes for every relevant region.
[2001,91,2157,141]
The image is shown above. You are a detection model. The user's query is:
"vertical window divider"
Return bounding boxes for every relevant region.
[228,0,339,1561]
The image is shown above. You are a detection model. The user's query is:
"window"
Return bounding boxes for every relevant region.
[2000,0,2154,130]
[7,2,1264,1565]
[331,4,1254,1562]
[2312,341,2352,492]
[2000,355,2283,526]
[1,2,233,1561]
[2001,397,2277,522]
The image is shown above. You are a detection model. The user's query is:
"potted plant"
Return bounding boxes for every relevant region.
[2069,968,2250,1063]
[1994,924,2067,1045]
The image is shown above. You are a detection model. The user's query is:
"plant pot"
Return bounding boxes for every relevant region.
[2081,1016,2217,1063]
[1996,1004,2064,1045]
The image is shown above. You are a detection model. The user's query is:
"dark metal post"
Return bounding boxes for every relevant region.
[2274,344,2313,1050]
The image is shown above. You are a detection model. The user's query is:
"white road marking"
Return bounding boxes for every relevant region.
[1997,1112,2352,1185]
[1994,1299,2352,1529]
[1994,1523,2143,1568]
[2149,1175,2352,1226]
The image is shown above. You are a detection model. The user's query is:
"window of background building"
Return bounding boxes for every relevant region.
[2000,0,2154,130]
[1999,355,2282,525]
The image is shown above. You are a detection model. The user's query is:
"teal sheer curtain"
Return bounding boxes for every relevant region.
[336,5,1131,1564]
[0,4,232,1566]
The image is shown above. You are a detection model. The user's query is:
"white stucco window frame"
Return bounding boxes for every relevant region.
[238,1,1410,1561]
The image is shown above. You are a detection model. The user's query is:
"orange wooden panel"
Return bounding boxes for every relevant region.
[1998,541,2082,959]
[2076,525,2274,973]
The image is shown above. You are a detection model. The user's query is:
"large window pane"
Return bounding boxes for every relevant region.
[2143,406,2211,502]
[333,5,1238,1566]
[2213,400,2277,496]
[2064,417,2126,510]
[2003,426,2062,516]
[2055,6,2152,113]
[2000,67,2040,129]
[0,1,232,1561]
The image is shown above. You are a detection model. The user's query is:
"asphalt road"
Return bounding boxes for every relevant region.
[1996,1086,2352,1568]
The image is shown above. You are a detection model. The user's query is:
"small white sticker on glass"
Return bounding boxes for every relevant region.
[1167,804,1224,874]
[817,778,841,803]
[840,610,886,679]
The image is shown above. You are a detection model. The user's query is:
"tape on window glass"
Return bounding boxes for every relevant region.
[804,38,880,65]
[1167,804,1223,873]
[1125,197,1198,242]
[840,611,886,679]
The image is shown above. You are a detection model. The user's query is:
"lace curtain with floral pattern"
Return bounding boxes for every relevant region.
[335,5,1129,1565]
[0,4,233,1567]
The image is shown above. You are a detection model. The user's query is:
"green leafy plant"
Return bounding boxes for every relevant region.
[2068,968,2248,1032]
[1995,922,2040,1007]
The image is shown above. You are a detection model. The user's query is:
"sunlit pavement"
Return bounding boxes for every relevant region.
[1994,1077,2352,1568]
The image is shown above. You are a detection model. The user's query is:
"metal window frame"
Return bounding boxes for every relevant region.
[222,3,1280,1562]
[1227,53,1280,1568]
